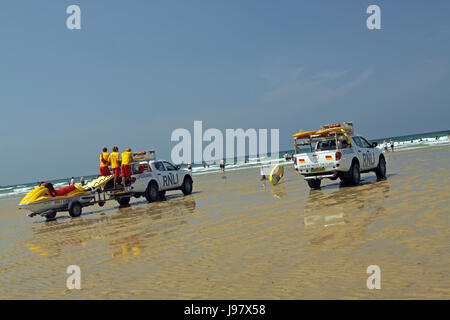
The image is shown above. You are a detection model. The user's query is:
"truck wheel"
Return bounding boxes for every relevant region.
[158,191,166,199]
[181,177,193,195]
[307,179,321,189]
[375,156,387,179]
[347,160,361,185]
[68,201,82,217]
[145,182,159,202]
[117,197,130,206]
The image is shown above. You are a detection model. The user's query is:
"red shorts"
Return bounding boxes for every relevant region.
[121,164,131,177]
[99,166,111,176]
[112,167,120,178]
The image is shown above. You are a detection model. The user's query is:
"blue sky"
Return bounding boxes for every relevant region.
[1,0,449,185]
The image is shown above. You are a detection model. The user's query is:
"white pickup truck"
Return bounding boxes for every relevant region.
[110,159,193,205]
[292,124,386,189]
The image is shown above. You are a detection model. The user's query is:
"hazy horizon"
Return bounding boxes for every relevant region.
[1,1,450,185]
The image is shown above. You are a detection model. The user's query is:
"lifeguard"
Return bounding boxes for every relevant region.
[109,146,121,188]
[121,148,134,187]
[99,147,111,176]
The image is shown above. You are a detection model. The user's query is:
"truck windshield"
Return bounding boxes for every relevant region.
[316,140,336,151]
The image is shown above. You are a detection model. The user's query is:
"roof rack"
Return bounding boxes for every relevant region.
[132,150,156,162]
[320,121,353,131]
[292,121,354,140]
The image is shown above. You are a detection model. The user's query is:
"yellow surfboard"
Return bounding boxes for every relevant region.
[269,164,284,186]
[292,126,353,139]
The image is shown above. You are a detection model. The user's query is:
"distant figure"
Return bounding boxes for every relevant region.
[99,147,111,176]
[70,177,74,185]
[390,139,394,152]
[284,153,292,161]
[187,163,193,172]
[435,136,439,140]
[80,177,85,186]
[202,161,206,168]
[260,166,266,180]
[220,159,225,172]
[383,140,388,153]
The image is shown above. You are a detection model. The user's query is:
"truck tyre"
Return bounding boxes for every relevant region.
[375,156,387,179]
[68,201,82,217]
[145,182,159,202]
[158,191,166,199]
[346,160,361,185]
[307,179,321,189]
[117,197,131,206]
[181,176,193,195]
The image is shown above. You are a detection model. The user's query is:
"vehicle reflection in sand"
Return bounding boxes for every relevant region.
[302,178,390,247]
[26,195,196,258]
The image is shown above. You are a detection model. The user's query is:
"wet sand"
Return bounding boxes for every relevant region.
[0,145,449,299]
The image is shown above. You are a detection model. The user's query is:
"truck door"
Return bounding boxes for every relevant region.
[162,161,181,188]
[153,161,170,191]
[351,136,366,170]
[359,136,377,169]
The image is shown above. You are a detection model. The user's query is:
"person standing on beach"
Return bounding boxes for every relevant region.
[99,147,111,176]
[108,146,121,188]
[70,177,75,185]
[390,139,394,152]
[121,148,134,187]
[383,140,388,153]
[220,159,225,172]
[80,177,85,186]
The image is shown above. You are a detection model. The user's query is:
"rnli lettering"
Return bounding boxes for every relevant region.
[362,152,375,168]
[162,173,179,187]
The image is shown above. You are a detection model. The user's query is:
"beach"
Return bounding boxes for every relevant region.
[0,145,449,299]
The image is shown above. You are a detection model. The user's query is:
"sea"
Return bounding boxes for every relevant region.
[1,129,449,200]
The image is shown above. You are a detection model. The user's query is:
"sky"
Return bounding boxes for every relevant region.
[1,0,450,185]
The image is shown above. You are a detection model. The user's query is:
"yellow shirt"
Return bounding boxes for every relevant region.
[100,152,110,167]
[108,152,121,169]
[121,151,133,165]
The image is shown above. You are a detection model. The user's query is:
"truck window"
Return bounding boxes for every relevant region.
[352,137,363,148]
[163,161,177,171]
[359,137,373,148]
[154,161,166,171]
[316,140,336,151]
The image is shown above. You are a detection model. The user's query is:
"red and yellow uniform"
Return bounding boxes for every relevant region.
[108,152,121,177]
[99,152,111,176]
[121,151,133,177]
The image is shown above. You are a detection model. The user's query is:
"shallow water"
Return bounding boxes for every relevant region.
[0,146,449,299]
